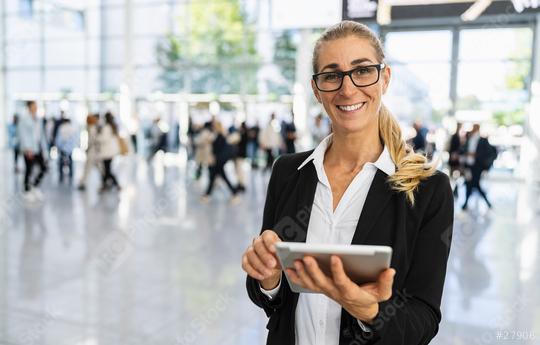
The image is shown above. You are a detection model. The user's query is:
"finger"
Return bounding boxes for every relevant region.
[285,268,301,285]
[302,256,336,294]
[242,254,265,281]
[246,246,273,277]
[330,255,355,292]
[253,237,277,269]
[377,268,396,301]
[294,259,318,291]
[261,230,281,254]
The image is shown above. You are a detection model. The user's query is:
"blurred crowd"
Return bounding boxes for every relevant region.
[7,100,499,211]
[8,101,126,202]
[409,119,498,211]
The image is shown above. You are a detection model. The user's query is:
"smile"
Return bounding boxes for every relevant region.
[336,102,366,112]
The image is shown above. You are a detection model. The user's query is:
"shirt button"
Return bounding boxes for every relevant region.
[319,320,324,327]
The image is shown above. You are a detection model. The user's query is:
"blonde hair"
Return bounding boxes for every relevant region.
[313,21,436,205]
[213,120,226,135]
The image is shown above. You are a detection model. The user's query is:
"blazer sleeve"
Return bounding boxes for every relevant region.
[245,157,289,317]
[365,172,454,345]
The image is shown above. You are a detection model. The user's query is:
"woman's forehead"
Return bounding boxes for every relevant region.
[317,36,378,68]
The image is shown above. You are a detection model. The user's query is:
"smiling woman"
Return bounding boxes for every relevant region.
[242,21,454,345]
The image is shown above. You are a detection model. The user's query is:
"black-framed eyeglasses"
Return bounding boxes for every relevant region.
[312,63,386,92]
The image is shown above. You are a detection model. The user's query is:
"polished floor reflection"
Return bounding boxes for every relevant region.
[1,152,539,345]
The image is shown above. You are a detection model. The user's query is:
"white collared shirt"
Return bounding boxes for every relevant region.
[260,134,396,345]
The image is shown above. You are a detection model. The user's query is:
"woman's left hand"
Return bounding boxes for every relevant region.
[286,255,396,324]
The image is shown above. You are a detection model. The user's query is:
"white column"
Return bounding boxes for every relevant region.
[293,29,314,149]
[120,0,134,130]
[0,0,6,148]
[519,15,540,184]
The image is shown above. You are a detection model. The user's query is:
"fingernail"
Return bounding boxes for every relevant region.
[268,259,276,267]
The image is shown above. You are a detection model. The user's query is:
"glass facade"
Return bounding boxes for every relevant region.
[0,0,536,144]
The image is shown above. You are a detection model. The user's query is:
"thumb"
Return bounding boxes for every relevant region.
[377,268,395,302]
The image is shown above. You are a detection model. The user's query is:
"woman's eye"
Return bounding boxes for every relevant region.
[355,67,369,75]
[323,73,340,82]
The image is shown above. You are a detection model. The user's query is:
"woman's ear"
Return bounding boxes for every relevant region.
[311,79,322,103]
[382,65,391,94]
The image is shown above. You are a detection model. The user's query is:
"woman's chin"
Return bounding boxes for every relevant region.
[333,120,370,135]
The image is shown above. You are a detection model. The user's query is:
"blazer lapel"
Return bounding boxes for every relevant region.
[350,169,393,245]
[293,162,318,243]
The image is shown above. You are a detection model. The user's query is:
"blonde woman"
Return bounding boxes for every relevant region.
[242,21,453,345]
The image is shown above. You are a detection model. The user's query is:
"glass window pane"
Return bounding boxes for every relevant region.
[459,28,533,61]
[102,38,125,66]
[102,7,124,36]
[6,70,41,94]
[133,5,172,35]
[133,67,161,96]
[44,69,87,94]
[385,30,452,63]
[134,37,159,65]
[45,40,86,66]
[457,61,530,105]
[386,63,451,120]
[5,15,42,42]
[6,42,41,67]
[101,68,123,92]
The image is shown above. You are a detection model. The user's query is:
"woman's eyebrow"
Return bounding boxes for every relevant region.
[351,58,374,65]
[320,58,374,72]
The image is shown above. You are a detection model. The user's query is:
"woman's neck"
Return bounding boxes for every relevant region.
[325,129,383,172]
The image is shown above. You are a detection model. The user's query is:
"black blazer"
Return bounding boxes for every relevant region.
[246,150,454,345]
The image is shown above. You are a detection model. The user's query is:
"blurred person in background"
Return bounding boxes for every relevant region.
[230,122,249,192]
[55,115,79,184]
[411,119,428,153]
[78,114,101,191]
[18,101,48,201]
[8,113,20,173]
[50,110,68,150]
[259,113,283,171]
[201,121,239,203]
[193,121,215,180]
[310,113,330,147]
[282,112,297,154]
[247,122,260,169]
[98,112,121,192]
[148,117,168,161]
[447,122,465,197]
[461,123,497,210]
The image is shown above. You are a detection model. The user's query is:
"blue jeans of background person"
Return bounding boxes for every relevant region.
[58,151,73,182]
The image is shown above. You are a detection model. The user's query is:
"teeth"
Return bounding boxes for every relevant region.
[338,103,364,112]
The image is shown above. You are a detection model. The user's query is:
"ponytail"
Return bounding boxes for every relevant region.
[378,104,436,206]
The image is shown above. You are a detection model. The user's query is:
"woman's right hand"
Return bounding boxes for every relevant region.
[242,230,282,290]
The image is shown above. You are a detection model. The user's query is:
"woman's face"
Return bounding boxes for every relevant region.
[311,35,391,135]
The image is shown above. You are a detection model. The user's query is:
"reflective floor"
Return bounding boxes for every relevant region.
[1,151,539,345]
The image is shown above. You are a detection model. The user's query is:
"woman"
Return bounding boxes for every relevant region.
[98,112,121,192]
[242,21,453,345]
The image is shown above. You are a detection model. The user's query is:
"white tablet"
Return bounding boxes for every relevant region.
[275,242,392,294]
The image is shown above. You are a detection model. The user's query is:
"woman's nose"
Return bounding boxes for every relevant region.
[338,75,358,96]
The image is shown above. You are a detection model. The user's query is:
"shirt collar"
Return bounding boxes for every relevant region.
[297,134,396,176]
